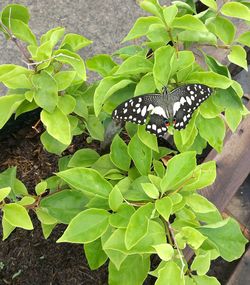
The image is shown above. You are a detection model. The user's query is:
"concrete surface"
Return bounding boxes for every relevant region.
[0,0,144,69]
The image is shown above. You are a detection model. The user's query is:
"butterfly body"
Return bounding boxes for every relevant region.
[112,84,213,137]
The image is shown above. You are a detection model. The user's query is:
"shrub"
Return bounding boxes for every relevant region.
[0,1,249,284]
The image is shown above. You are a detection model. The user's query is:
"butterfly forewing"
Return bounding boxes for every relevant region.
[112,94,165,125]
[170,84,213,130]
[145,114,167,137]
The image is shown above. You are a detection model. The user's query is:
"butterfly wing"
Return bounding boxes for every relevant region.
[145,114,168,137]
[169,84,213,130]
[112,94,165,125]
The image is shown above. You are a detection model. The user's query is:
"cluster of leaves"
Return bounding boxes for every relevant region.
[0,4,105,154]
[0,1,250,285]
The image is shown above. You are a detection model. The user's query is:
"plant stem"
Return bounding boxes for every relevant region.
[167,220,186,278]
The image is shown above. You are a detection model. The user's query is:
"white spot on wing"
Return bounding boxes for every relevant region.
[173,102,181,116]
[147,104,154,111]
[152,124,157,131]
[141,106,147,117]
[151,106,166,117]
[136,108,141,114]
[186,97,192,105]
[180,97,186,105]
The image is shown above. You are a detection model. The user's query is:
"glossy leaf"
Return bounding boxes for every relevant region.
[109,255,150,285]
[84,238,108,270]
[85,115,104,141]
[68,149,100,168]
[40,189,89,223]
[228,45,248,71]
[56,167,112,197]
[156,261,184,285]
[172,15,208,32]
[163,5,178,27]
[155,197,173,221]
[221,2,250,21]
[54,71,76,91]
[125,203,154,249]
[40,131,68,155]
[0,94,24,129]
[161,152,196,193]
[122,16,163,42]
[57,208,110,243]
[3,203,33,230]
[128,134,152,176]
[41,107,71,145]
[86,54,117,77]
[60,33,92,51]
[199,218,248,261]
[110,135,131,171]
[138,124,159,152]
[153,244,174,261]
[0,187,11,202]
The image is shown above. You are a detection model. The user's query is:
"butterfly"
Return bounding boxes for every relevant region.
[112,84,213,137]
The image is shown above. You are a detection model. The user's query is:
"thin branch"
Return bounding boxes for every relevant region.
[167,220,186,278]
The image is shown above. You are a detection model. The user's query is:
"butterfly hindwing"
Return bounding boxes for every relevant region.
[112,94,164,125]
[170,84,213,130]
[146,114,167,137]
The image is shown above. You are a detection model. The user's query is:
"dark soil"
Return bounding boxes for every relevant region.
[0,122,108,285]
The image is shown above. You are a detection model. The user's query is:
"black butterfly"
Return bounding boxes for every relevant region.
[112,84,213,137]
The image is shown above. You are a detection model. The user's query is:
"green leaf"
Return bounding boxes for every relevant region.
[140,0,163,18]
[104,220,166,255]
[225,108,242,132]
[163,5,178,27]
[85,115,104,141]
[138,124,159,152]
[221,2,250,21]
[199,96,223,119]
[109,255,150,285]
[228,45,248,71]
[200,0,217,10]
[36,208,57,225]
[178,30,217,44]
[68,149,100,168]
[185,194,217,213]
[0,187,11,202]
[35,181,47,195]
[4,19,37,45]
[1,4,30,24]
[125,203,154,249]
[41,107,71,145]
[207,16,235,44]
[54,49,86,80]
[41,223,56,239]
[172,15,208,32]
[86,54,117,77]
[156,261,184,285]
[237,31,250,47]
[40,189,89,223]
[160,152,196,193]
[0,94,24,128]
[182,161,216,191]
[147,23,169,42]
[122,16,163,42]
[57,167,112,198]
[109,186,124,212]
[155,197,173,221]
[54,71,76,91]
[84,238,108,270]
[57,208,110,243]
[153,46,175,89]
[60,33,92,51]
[3,203,33,230]
[191,252,211,275]
[128,134,152,176]
[109,204,135,229]
[115,55,153,75]
[94,76,133,116]
[153,244,174,261]
[187,72,232,89]
[196,115,225,152]
[33,70,58,113]
[142,183,159,199]
[191,275,221,285]
[57,95,76,115]
[181,227,207,249]
[134,72,156,96]
[2,217,15,240]
[40,131,68,155]
[204,54,229,77]
[40,26,65,46]
[110,135,131,171]
[199,218,248,261]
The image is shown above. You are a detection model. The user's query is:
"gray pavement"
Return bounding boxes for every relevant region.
[0,0,144,68]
